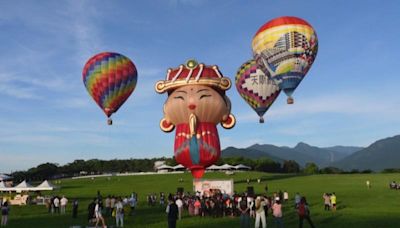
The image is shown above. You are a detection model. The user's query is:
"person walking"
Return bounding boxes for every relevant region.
[115,197,124,227]
[1,201,9,226]
[54,196,60,214]
[129,194,136,216]
[272,199,284,228]
[298,197,315,228]
[166,197,178,228]
[294,193,301,209]
[88,198,96,224]
[95,199,106,228]
[72,199,78,218]
[254,196,267,228]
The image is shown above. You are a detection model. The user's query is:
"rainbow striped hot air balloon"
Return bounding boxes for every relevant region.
[83,52,138,125]
[252,16,318,104]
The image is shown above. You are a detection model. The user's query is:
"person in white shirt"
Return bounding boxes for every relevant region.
[95,200,106,228]
[54,197,60,214]
[175,197,183,220]
[254,196,267,228]
[60,196,68,214]
[283,191,289,202]
[129,195,136,216]
[115,197,124,227]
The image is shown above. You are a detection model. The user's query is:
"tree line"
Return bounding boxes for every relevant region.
[8,156,386,182]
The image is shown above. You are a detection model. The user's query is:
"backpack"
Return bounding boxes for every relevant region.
[298,203,306,217]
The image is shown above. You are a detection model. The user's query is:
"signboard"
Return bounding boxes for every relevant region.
[193,179,234,196]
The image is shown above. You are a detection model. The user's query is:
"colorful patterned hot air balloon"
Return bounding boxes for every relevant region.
[252,16,318,104]
[155,59,236,179]
[236,59,280,123]
[83,52,138,125]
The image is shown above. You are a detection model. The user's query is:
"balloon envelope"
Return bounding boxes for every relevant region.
[236,59,280,123]
[252,16,318,102]
[83,52,138,118]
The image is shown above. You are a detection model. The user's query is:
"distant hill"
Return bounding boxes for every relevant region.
[333,135,400,171]
[222,142,355,167]
[323,146,363,155]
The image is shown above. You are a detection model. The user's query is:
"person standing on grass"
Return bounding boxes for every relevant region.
[239,195,250,228]
[323,193,330,211]
[88,198,96,224]
[298,197,315,228]
[175,197,183,220]
[72,199,78,218]
[115,197,124,227]
[54,196,60,214]
[1,201,9,226]
[129,194,136,216]
[330,193,337,211]
[105,195,111,217]
[166,197,178,228]
[294,193,301,208]
[272,199,284,228]
[254,196,267,228]
[366,180,371,189]
[60,196,68,214]
[283,191,289,203]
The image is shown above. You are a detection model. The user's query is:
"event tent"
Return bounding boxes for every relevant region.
[219,164,235,170]
[206,165,221,170]
[35,180,57,191]
[234,164,251,170]
[172,164,185,171]
[156,164,174,171]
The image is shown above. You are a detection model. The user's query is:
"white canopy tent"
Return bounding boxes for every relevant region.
[234,164,251,170]
[14,180,35,192]
[35,180,57,191]
[206,164,221,170]
[219,164,235,170]
[172,164,185,170]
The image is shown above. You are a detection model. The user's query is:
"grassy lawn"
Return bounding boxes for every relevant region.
[2,172,400,227]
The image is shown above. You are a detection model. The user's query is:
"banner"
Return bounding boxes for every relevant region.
[193,179,234,196]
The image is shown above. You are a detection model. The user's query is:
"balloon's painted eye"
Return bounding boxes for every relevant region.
[200,94,211,99]
[174,96,185,100]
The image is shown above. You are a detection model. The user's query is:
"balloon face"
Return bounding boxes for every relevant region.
[156,60,235,178]
[164,85,230,125]
[82,52,138,119]
[236,59,280,123]
[252,16,318,103]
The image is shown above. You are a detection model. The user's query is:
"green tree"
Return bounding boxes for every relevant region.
[303,162,319,174]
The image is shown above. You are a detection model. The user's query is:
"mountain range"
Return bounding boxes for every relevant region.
[222,135,400,171]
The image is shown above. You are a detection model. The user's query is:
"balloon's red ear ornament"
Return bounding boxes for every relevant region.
[160,118,175,132]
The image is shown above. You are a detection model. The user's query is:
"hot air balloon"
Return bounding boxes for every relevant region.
[83,52,138,125]
[252,16,318,104]
[155,59,236,179]
[236,59,280,123]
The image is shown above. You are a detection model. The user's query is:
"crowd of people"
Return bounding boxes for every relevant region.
[46,196,73,215]
[87,192,138,228]
[161,188,320,228]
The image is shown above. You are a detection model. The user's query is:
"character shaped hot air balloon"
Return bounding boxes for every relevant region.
[155,59,236,178]
[252,16,318,104]
[83,52,138,125]
[236,59,280,123]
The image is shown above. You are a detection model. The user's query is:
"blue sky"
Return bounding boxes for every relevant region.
[0,0,399,173]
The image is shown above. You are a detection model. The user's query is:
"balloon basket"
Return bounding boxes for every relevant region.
[287,97,294,104]
[107,118,113,125]
[259,117,265,124]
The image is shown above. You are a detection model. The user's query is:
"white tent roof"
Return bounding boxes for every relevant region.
[206,164,221,170]
[15,180,33,188]
[0,174,12,181]
[219,164,235,169]
[37,180,56,188]
[235,164,251,170]
[172,164,185,170]
[156,164,173,170]
[0,181,6,188]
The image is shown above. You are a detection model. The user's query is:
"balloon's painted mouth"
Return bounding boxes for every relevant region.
[188,104,196,110]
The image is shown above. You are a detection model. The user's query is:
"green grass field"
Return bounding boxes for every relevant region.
[2,172,400,228]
